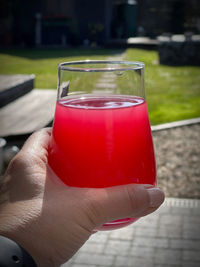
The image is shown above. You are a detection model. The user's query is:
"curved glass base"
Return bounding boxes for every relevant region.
[96,217,139,231]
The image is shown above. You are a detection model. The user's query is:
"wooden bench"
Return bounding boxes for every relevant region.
[0,89,57,137]
[0,74,35,108]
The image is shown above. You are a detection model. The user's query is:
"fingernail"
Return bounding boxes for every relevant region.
[147,188,165,207]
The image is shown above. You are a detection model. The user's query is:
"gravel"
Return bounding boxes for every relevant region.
[153,123,200,199]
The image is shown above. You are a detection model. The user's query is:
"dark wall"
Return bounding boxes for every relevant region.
[74,0,108,44]
[137,0,200,37]
[1,0,199,47]
[0,0,41,46]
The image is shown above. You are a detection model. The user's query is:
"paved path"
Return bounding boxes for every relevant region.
[92,52,125,95]
[62,197,200,267]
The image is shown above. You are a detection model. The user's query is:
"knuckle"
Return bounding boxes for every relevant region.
[84,190,108,227]
[125,185,149,215]
[125,185,140,211]
[7,153,27,174]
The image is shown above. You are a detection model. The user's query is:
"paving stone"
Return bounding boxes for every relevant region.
[183,250,200,261]
[133,237,169,248]
[156,206,172,215]
[61,258,74,266]
[129,246,155,259]
[80,242,105,253]
[100,77,116,83]
[157,225,182,239]
[191,207,200,215]
[89,231,110,243]
[159,214,183,226]
[137,213,159,228]
[183,228,200,240]
[70,265,94,267]
[92,89,115,94]
[135,226,157,237]
[170,206,193,215]
[109,225,135,240]
[104,240,131,255]
[114,255,154,267]
[154,249,182,265]
[170,239,200,250]
[74,252,114,266]
[101,73,116,78]
[71,265,107,267]
[95,83,117,89]
[183,215,200,227]
[182,262,200,267]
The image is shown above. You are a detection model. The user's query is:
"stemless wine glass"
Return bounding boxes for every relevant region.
[48,60,156,231]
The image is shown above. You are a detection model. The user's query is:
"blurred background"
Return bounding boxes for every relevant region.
[0,0,200,47]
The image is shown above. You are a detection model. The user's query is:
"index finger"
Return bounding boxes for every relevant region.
[20,128,52,158]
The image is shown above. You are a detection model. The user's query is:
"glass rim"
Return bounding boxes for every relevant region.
[58,60,145,72]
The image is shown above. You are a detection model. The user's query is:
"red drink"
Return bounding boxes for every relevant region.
[48,95,156,230]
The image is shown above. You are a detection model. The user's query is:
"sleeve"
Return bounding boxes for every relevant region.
[0,235,37,267]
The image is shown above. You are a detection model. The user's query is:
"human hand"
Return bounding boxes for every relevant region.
[0,128,164,267]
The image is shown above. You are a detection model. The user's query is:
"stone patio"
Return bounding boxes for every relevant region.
[62,198,200,267]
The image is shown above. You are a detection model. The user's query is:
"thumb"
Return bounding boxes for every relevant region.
[87,184,165,227]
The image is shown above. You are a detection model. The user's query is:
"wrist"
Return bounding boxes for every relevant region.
[0,235,37,267]
[0,220,44,267]
[0,175,38,265]
[0,199,38,266]
[0,203,57,267]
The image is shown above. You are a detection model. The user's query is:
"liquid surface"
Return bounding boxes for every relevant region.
[62,95,144,109]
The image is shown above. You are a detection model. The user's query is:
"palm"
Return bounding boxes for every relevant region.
[3,129,95,266]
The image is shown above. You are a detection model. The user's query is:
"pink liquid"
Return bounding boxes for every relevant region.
[48,95,156,230]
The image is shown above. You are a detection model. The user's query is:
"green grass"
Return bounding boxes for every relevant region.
[0,48,200,125]
[125,49,200,124]
[0,49,112,89]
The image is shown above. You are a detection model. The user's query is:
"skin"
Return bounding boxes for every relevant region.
[0,128,165,267]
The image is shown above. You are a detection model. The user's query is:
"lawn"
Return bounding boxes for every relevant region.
[0,49,112,89]
[0,48,200,125]
[125,49,200,124]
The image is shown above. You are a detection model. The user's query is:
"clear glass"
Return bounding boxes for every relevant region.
[48,60,156,231]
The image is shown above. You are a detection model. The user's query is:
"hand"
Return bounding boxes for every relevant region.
[0,128,164,267]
